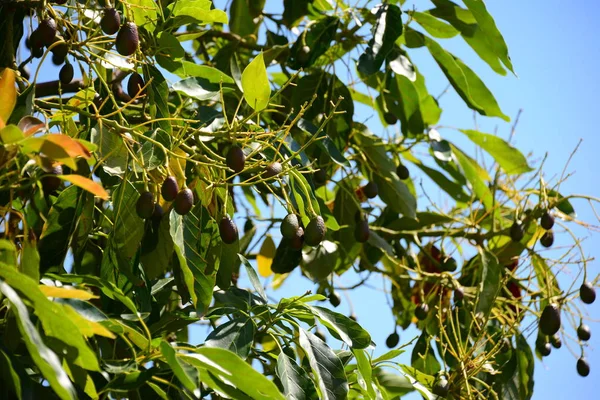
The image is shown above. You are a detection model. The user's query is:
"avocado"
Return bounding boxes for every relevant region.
[50,38,68,63]
[454,287,464,303]
[384,112,397,125]
[161,176,179,202]
[540,211,554,230]
[550,334,562,349]
[263,161,282,179]
[127,72,145,98]
[101,8,121,35]
[580,282,596,304]
[362,181,378,199]
[297,45,310,65]
[42,164,63,193]
[281,213,300,239]
[174,188,194,215]
[385,332,400,348]
[52,52,65,66]
[577,324,591,341]
[509,221,524,242]
[219,216,238,244]
[354,216,370,243]
[116,22,139,56]
[415,303,429,321]
[313,168,327,185]
[38,19,57,47]
[226,145,246,174]
[136,191,155,219]
[539,303,561,336]
[244,218,254,233]
[536,339,551,357]
[442,256,457,272]
[432,378,449,398]
[540,231,554,248]
[304,216,326,246]
[328,291,341,307]
[59,63,74,85]
[290,226,304,250]
[577,357,590,377]
[396,164,410,180]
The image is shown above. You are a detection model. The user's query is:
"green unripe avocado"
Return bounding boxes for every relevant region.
[304,216,326,246]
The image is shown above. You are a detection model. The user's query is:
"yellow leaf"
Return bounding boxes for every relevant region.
[169,147,187,189]
[39,285,99,300]
[257,235,276,277]
[58,175,110,200]
[0,68,17,123]
[61,304,116,339]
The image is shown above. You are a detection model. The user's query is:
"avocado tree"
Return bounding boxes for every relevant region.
[0,0,597,399]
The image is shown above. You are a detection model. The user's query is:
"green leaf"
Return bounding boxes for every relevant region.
[170,205,217,314]
[0,124,24,144]
[355,127,416,218]
[242,53,270,111]
[239,254,267,302]
[20,239,40,281]
[112,182,145,261]
[372,349,405,364]
[353,349,376,399]
[0,348,23,399]
[408,159,469,203]
[141,211,175,280]
[38,185,80,271]
[0,240,17,269]
[451,144,494,210]
[0,265,100,372]
[476,250,502,318]
[271,237,302,275]
[282,0,310,27]
[374,368,415,398]
[462,0,514,73]
[514,333,534,400]
[136,128,171,171]
[90,124,128,176]
[288,169,320,225]
[531,252,560,306]
[276,353,314,400]
[410,332,440,376]
[159,341,196,392]
[0,280,76,400]
[547,190,576,217]
[157,32,185,60]
[301,241,338,282]
[422,33,509,120]
[230,0,262,37]
[411,11,459,38]
[182,347,285,399]
[309,306,372,349]
[289,16,340,70]
[205,317,255,359]
[128,0,158,31]
[298,329,349,400]
[460,130,532,174]
[168,0,228,26]
[172,77,224,102]
[145,66,172,134]
[358,4,403,75]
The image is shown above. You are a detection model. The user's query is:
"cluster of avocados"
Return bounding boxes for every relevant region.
[537,280,596,377]
[509,209,555,248]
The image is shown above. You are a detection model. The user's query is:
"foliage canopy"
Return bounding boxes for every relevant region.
[0,0,597,399]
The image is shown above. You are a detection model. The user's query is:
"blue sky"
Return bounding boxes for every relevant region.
[26,0,600,398]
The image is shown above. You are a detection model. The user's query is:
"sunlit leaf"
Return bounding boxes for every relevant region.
[0,68,17,123]
[58,175,109,200]
[242,52,270,111]
[257,235,276,277]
